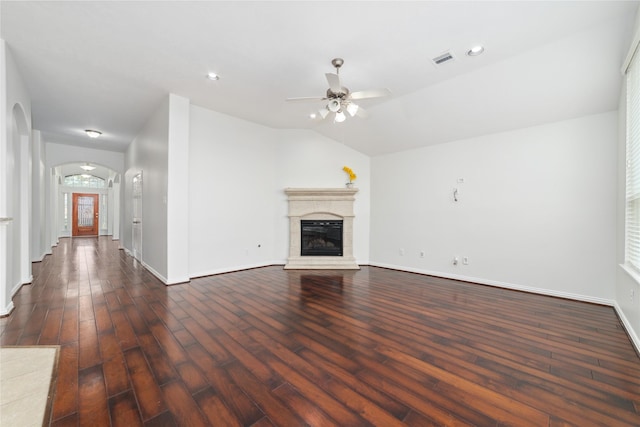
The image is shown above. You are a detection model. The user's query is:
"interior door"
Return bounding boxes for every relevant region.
[72,193,99,236]
[132,172,143,261]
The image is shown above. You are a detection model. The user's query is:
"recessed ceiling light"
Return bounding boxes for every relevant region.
[309,113,317,119]
[80,163,96,171]
[207,72,220,81]
[467,45,485,56]
[85,129,102,138]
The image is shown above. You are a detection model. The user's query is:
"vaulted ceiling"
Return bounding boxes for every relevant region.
[1,1,637,156]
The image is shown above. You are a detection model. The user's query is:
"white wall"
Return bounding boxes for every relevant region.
[1,41,32,315]
[371,112,617,304]
[124,97,169,282]
[273,130,371,264]
[188,105,278,277]
[31,130,47,261]
[166,94,190,284]
[188,106,371,278]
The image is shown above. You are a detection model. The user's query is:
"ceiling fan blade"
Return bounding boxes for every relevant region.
[349,88,392,100]
[318,108,329,119]
[346,102,359,117]
[325,73,342,93]
[286,96,326,102]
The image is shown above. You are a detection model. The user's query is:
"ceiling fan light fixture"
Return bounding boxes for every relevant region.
[346,103,359,117]
[327,99,341,113]
[319,108,329,119]
[85,129,102,138]
[80,163,96,171]
[334,111,346,123]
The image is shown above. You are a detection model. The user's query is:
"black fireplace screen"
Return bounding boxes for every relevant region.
[300,220,343,256]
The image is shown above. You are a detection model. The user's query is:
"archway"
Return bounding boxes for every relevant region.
[1,103,30,314]
[50,162,121,242]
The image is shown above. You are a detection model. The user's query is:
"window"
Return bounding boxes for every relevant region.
[626,44,640,272]
[101,194,108,229]
[64,174,105,188]
[63,192,69,230]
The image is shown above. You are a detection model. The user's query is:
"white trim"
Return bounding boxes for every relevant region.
[0,301,14,317]
[622,7,640,74]
[141,260,170,285]
[31,251,48,263]
[620,262,640,286]
[622,32,640,75]
[613,301,640,355]
[10,280,22,299]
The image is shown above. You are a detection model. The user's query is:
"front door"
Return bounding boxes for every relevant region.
[72,193,99,236]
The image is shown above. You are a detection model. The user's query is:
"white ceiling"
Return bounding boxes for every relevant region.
[1,1,638,156]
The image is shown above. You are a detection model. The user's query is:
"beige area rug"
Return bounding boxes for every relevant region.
[0,346,60,427]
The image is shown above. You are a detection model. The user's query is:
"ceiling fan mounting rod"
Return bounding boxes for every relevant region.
[331,58,344,73]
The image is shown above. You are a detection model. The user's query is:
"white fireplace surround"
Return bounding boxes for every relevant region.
[284,188,359,270]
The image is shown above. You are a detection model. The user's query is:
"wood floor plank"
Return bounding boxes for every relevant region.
[160,380,210,427]
[108,389,143,427]
[124,347,168,421]
[78,364,110,426]
[1,237,639,426]
[193,387,243,427]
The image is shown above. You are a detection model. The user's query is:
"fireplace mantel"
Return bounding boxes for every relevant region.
[284,188,359,270]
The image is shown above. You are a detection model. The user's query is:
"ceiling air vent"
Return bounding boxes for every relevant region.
[432,51,455,66]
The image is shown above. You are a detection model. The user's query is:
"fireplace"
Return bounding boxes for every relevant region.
[284,188,359,270]
[301,220,343,256]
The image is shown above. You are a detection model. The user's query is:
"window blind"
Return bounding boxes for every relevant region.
[626,45,640,272]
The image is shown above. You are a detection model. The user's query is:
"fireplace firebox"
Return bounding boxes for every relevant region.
[301,220,343,256]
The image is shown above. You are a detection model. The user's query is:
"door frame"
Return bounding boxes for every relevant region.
[72,193,99,236]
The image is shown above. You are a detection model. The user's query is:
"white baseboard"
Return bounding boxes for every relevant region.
[613,301,640,355]
[140,260,170,285]
[11,280,24,298]
[0,301,14,316]
[32,252,48,263]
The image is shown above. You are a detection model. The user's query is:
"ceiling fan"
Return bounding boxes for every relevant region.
[286,58,391,123]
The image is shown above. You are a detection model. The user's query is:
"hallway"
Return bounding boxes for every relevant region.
[0,237,639,426]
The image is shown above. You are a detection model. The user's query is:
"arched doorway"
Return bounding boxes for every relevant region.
[1,103,31,315]
[50,162,120,242]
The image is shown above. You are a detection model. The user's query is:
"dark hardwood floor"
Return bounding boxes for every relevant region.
[1,237,639,426]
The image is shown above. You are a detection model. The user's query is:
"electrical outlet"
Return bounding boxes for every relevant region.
[399,248,405,256]
[453,256,459,266]
[420,250,425,258]
[463,257,468,265]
